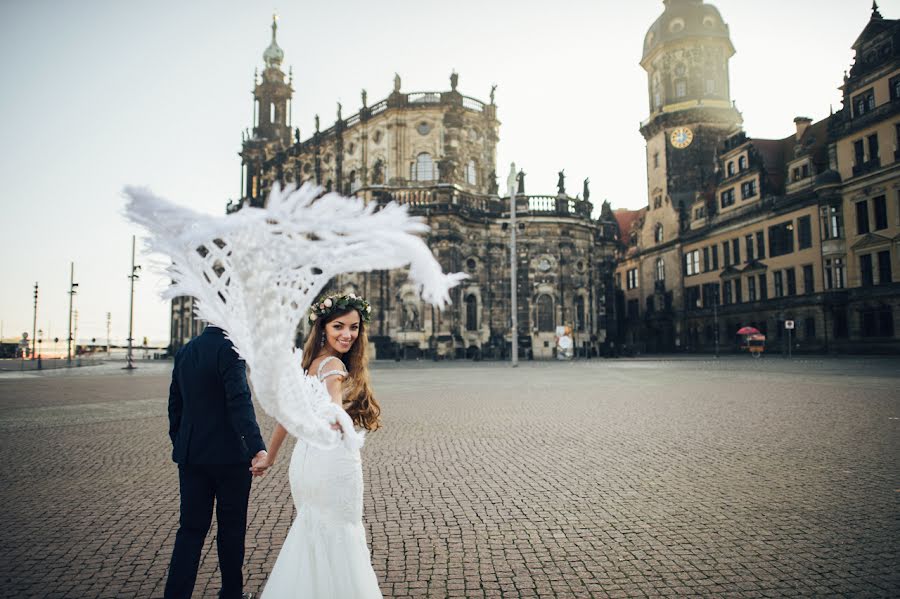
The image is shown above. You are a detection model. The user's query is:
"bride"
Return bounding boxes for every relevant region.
[257,293,383,598]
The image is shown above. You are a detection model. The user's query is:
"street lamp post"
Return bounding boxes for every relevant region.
[507,163,518,368]
[67,263,78,365]
[37,329,43,370]
[32,282,38,361]
[713,288,720,359]
[126,235,141,370]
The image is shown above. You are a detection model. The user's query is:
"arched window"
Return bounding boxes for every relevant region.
[675,79,687,98]
[654,223,664,243]
[270,102,275,123]
[465,294,478,331]
[738,156,747,171]
[466,160,477,185]
[727,161,735,176]
[574,296,586,331]
[656,257,666,282]
[412,153,436,181]
[536,295,555,332]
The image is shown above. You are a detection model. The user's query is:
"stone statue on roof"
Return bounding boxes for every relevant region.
[557,170,566,195]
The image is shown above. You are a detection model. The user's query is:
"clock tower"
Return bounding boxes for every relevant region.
[640,0,742,223]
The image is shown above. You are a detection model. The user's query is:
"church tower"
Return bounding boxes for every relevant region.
[254,15,292,145]
[239,16,294,208]
[640,0,742,223]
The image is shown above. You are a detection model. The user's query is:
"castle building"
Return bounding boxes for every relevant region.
[613,0,899,354]
[172,15,620,359]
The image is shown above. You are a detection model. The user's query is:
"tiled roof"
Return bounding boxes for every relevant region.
[613,208,646,240]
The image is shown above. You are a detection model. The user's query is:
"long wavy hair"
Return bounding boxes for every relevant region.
[301,308,381,431]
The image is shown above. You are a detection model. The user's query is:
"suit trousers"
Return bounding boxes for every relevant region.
[163,463,252,599]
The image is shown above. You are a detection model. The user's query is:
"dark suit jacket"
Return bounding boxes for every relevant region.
[168,326,266,464]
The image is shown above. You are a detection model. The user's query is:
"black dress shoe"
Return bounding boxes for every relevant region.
[241,593,254,599]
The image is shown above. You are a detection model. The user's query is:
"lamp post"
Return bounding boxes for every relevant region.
[37,329,43,370]
[67,263,78,364]
[507,163,518,367]
[32,282,38,361]
[713,291,720,359]
[126,235,141,370]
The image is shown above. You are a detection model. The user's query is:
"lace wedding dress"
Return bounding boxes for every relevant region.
[261,357,381,598]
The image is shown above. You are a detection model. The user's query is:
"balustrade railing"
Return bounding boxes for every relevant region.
[407,92,441,104]
[462,96,486,112]
[527,196,557,212]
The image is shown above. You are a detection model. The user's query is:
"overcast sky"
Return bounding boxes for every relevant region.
[0,0,889,346]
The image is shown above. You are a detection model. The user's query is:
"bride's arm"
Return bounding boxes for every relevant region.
[263,423,289,466]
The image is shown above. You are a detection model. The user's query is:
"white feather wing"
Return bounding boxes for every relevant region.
[124,182,465,449]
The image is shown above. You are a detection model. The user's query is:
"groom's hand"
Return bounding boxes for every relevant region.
[250,450,271,477]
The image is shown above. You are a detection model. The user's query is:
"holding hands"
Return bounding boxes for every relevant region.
[250,450,272,477]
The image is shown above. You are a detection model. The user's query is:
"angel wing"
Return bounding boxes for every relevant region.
[124,182,466,449]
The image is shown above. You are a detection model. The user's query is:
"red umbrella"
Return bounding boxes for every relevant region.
[736,326,760,335]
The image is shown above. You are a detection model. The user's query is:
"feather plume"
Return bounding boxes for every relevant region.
[124,182,465,449]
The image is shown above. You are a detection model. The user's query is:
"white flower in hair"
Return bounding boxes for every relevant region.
[324,298,333,307]
[310,313,318,321]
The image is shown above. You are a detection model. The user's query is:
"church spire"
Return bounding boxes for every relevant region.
[871,1,883,19]
[263,13,285,69]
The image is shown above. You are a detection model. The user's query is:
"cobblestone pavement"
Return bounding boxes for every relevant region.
[1,357,898,598]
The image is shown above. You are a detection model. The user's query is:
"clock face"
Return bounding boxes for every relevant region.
[670,127,694,149]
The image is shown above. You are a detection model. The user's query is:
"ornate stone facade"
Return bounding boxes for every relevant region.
[171,3,900,356]
[171,16,620,359]
[614,0,900,354]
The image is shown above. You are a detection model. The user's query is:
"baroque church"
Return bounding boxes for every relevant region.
[172,0,900,356]
[171,14,621,360]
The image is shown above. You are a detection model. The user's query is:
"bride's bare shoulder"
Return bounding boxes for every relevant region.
[307,355,324,373]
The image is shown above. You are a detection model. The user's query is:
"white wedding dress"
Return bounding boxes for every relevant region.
[261,357,382,599]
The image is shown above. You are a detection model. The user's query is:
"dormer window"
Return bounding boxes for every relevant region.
[669,18,685,33]
[853,89,876,117]
[721,188,735,209]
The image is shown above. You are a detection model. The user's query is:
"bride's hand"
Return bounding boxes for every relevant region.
[330,421,343,433]
[250,450,273,477]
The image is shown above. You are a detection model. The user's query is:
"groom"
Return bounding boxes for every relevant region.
[164,325,269,599]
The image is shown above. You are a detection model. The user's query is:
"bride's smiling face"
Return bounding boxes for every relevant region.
[324,310,361,355]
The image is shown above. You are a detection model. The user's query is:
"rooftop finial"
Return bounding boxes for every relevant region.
[872,1,883,18]
[263,14,285,68]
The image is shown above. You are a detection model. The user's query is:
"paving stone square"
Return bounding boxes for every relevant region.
[0,357,898,598]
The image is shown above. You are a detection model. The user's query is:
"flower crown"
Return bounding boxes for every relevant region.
[308,293,372,325]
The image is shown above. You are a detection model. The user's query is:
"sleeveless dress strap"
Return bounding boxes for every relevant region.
[316,355,347,382]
